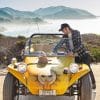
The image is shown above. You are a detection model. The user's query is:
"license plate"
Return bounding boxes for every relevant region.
[39,90,56,96]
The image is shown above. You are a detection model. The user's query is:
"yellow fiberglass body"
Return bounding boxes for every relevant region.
[8,55,90,95]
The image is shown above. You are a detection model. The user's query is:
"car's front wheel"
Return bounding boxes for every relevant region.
[3,73,19,100]
[78,74,92,100]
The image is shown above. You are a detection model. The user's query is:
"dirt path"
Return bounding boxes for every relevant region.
[91,63,100,100]
[0,68,7,100]
[0,64,100,100]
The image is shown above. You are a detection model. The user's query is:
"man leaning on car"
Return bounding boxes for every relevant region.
[53,23,96,89]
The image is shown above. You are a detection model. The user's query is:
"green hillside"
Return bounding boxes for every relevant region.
[0,33,99,65]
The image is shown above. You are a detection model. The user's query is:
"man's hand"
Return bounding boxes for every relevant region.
[67,52,74,56]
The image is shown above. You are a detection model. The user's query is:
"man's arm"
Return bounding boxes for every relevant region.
[53,38,68,53]
[73,31,86,55]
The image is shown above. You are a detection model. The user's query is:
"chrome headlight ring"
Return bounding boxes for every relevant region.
[69,63,79,74]
[17,62,27,73]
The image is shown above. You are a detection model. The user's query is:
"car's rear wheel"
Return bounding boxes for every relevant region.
[3,73,19,100]
[77,74,92,100]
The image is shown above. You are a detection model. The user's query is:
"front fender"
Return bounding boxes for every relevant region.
[7,63,90,95]
[68,64,90,87]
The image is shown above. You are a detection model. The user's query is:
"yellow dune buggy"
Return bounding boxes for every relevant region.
[3,33,92,100]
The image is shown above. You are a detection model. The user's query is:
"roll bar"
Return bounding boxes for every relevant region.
[28,33,63,54]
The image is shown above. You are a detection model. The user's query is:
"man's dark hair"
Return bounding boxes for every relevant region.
[59,23,72,31]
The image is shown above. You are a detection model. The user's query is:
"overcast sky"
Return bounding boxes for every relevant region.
[0,0,100,16]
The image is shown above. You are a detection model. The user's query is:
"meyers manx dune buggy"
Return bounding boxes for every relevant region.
[3,33,93,100]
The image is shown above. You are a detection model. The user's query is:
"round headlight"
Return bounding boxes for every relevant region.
[17,62,27,73]
[69,63,79,73]
[11,58,17,65]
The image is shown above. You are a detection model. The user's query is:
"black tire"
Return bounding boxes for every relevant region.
[79,74,92,100]
[3,73,17,100]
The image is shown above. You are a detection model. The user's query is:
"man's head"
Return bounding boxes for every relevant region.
[59,23,72,34]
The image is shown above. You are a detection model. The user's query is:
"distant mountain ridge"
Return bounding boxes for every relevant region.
[0,6,96,23]
[0,7,44,24]
[34,6,96,19]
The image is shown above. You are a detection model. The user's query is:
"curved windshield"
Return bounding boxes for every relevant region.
[24,34,69,56]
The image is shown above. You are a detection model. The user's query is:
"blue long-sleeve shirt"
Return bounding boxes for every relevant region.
[53,30,88,57]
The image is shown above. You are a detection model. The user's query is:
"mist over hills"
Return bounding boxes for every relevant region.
[0,7,44,24]
[0,6,96,23]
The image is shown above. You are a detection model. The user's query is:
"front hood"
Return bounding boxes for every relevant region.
[24,56,74,76]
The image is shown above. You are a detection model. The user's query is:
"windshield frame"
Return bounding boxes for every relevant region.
[24,33,66,57]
